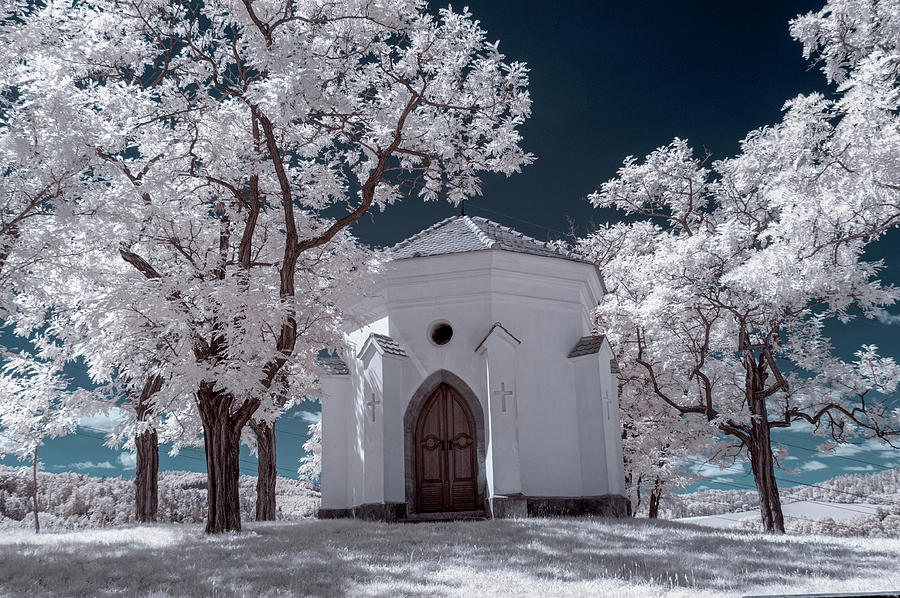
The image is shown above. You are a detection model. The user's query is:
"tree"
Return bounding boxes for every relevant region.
[298,419,321,489]
[0,0,143,523]
[0,353,86,532]
[581,0,900,534]
[0,0,100,314]
[581,134,900,532]
[131,375,163,522]
[8,0,531,533]
[618,373,709,518]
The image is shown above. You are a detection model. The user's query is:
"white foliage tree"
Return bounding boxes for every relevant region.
[583,134,899,532]
[5,0,532,533]
[0,354,88,532]
[581,0,900,534]
[298,420,321,488]
[618,372,711,518]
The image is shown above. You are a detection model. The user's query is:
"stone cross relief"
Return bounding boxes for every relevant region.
[492,381,515,413]
[367,393,381,423]
[602,391,613,421]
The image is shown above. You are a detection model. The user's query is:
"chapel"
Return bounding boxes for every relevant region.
[317,215,628,521]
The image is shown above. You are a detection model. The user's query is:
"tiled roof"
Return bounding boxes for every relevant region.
[388,215,594,265]
[567,335,608,358]
[371,334,408,357]
[317,356,350,375]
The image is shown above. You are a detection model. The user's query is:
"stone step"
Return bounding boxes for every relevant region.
[404,510,487,523]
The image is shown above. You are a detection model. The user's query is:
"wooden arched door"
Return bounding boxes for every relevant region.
[415,383,478,512]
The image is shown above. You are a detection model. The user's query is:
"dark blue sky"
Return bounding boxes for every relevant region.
[355,0,833,245]
[5,0,899,492]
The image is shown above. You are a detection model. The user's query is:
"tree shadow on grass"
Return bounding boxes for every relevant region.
[309,517,900,593]
[0,517,897,597]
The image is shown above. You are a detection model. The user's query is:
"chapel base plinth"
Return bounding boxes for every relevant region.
[489,495,528,519]
[319,495,630,521]
[317,502,407,522]
[525,494,631,518]
[316,507,352,519]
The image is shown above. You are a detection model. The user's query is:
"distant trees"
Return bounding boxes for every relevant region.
[0,466,319,530]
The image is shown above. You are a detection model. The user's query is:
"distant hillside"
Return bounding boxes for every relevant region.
[0,466,320,530]
[666,468,900,519]
[665,468,900,537]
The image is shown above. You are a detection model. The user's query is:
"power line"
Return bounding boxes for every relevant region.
[275,426,312,439]
[777,439,896,472]
[3,422,303,478]
[684,455,892,504]
[688,472,886,519]
[463,203,573,239]
[71,426,298,478]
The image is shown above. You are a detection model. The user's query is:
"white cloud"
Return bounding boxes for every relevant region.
[118,452,136,469]
[801,460,829,472]
[78,407,125,433]
[708,476,737,485]
[844,465,876,472]
[0,435,20,454]
[875,309,900,326]
[69,461,115,470]
[788,421,814,433]
[831,443,865,456]
[831,439,897,459]
[690,462,746,478]
[295,410,321,424]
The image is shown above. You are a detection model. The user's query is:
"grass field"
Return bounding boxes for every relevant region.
[1,517,898,597]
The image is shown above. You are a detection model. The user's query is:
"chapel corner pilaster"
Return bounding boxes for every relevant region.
[475,321,523,498]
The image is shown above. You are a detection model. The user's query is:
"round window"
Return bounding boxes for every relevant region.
[430,322,453,346]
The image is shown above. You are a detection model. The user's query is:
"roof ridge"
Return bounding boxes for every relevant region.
[390,216,458,251]
[504,220,592,262]
[481,217,572,258]
[461,215,499,249]
[387,213,596,266]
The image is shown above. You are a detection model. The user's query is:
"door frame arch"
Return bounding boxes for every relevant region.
[404,370,487,515]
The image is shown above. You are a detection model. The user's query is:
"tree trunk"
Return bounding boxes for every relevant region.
[135,427,159,522]
[648,476,662,519]
[133,373,162,522]
[197,382,247,534]
[747,419,785,533]
[250,420,277,521]
[31,442,40,534]
[741,338,786,534]
[632,474,642,516]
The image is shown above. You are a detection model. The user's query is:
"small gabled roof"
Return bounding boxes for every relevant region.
[389,215,594,265]
[567,335,620,373]
[474,321,521,353]
[317,356,350,376]
[359,333,408,358]
[568,335,619,373]
[567,335,608,358]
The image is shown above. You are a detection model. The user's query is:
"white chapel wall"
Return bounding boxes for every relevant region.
[330,246,622,511]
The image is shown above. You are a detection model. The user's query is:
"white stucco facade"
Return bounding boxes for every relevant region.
[318,216,628,520]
